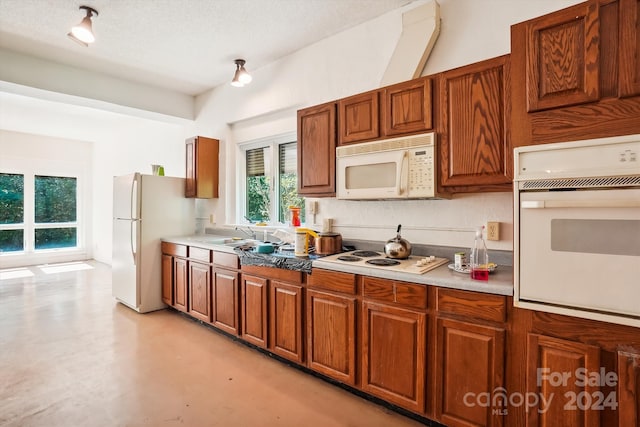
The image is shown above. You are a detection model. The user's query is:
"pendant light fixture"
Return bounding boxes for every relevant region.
[68,6,99,47]
[231,59,252,87]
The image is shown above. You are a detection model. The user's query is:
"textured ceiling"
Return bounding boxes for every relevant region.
[0,0,412,96]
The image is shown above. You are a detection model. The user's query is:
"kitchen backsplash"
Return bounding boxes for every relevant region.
[304,191,514,251]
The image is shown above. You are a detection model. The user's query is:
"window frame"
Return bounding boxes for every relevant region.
[237,132,302,226]
[0,162,85,260]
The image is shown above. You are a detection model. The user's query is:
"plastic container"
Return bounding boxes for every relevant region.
[469,226,489,281]
[289,206,301,227]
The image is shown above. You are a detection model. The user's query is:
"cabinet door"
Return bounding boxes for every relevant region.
[241,274,268,348]
[212,268,240,335]
[269,281,304,363]
[525,1,599,111]
[526,333,601,427]
[185,136,219,199]
[297,103,336,197]
[306,289,357,386]
[439,55,511,191]
[382,77,433,136]
[188,261,211,322]
[338,91,380,144]
[185,137,196,198]
[173,257,188,313]
[161,254,173,305]
[362,301,427,413]
[435,317,505,427]
[620,0,640,97]
[618,350,640,427]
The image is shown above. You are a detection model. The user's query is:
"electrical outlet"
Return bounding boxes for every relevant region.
[487,221,500,241]
[209,214,215,224]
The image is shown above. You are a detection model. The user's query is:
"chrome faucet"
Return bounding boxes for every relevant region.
[235,226,257,240]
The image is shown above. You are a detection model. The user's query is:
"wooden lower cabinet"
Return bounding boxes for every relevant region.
[269,280,304,363]
[618,350,640,427]
[161,254,173,305]
[306,289,357,386]
[435,317,505,427]
[188,261,211,322]
[173,257,188,313]
[526,333,601,427]
[212,268,240,335]
[241,274,268,348]
[361,301,427,413]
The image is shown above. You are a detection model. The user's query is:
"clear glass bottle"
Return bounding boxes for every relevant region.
[470,226,489,281]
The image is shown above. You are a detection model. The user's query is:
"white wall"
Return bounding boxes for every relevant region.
[0,91,196,264]
[0,130,92,268]
[194,0,583,251]
[0,0,585,264]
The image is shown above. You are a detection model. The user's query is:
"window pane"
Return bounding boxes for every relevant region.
[0,173,24,224]
[0,229,24,252]
[246,147,266,177]
[35,228,77,250]
[35,175,77,223]
[278,142,305,223]
[246,176,270,222]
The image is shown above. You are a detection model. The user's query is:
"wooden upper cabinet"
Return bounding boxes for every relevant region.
[382,77,433,136]
[185,136,219,198]
[439,55,512,192]
[297,102,336,197]
[620,0,640,97]
[338,91,380,145]
[525,1,600,112]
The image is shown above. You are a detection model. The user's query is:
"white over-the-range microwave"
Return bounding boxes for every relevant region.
[336,132,447,200]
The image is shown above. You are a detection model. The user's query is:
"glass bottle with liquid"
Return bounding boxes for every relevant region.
[469,226,489,281]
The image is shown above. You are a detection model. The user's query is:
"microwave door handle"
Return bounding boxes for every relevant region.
[521,199,640,209]
[396,152,408,196]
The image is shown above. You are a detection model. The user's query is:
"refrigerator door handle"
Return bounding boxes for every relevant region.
[131,220,137,265]
[130,175,138,220]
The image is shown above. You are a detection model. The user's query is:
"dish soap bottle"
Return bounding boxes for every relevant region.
[470,226,489,281]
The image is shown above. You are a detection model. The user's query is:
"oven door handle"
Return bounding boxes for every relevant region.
[521,199,640,209]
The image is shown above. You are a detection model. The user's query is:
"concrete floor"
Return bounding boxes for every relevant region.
[0,261,426,427]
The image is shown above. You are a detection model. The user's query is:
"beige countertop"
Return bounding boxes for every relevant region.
[163,235,514,296]
[312,258,513,296]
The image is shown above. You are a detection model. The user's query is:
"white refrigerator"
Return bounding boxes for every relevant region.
[112,173,195,313]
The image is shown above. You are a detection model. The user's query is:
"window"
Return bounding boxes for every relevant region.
[0,173,79,253]
[34,175,78,249]
[241,136,305,225]
[0,173,25,252]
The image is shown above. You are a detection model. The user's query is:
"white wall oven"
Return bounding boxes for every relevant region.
[514,134,640,328]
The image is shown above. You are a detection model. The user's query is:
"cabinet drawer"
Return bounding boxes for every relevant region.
[213,251,239,269]
[189,247,212,263]
[308,269,356,294]
[362,276,427,310]
[241,265,303,284]
[436,288,506,323]
[161,242,187,257]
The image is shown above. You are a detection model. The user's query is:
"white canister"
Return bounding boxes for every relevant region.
[454,252,466,269]
[294,230,309,257]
